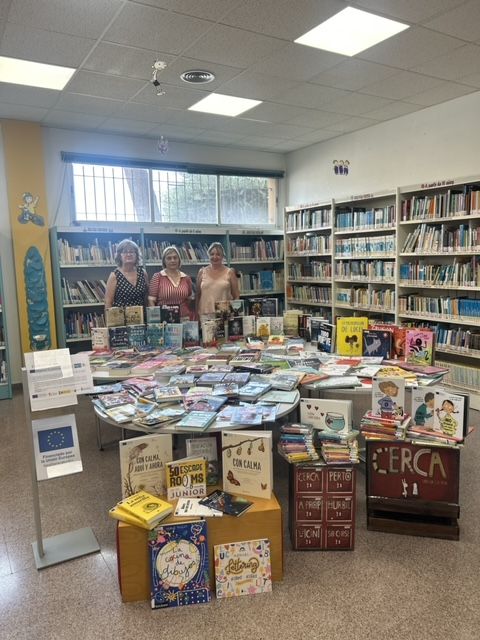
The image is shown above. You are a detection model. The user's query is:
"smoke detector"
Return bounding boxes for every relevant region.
[180,70,215,84]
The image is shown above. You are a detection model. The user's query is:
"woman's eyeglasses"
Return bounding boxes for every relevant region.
[121,250,136,255]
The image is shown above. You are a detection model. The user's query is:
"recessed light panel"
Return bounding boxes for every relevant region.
[295,7,409,57]
[189,93,262,117]
[0,56,75,90]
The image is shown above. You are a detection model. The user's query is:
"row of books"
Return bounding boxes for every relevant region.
[434,326,480,352]
[144,240,211,263]
[237,269,283,292]
[401,188,480,221]
[65,311,105,338]
[287,260,332,280]
[336,287,395,310]
[61,278,106,305]
[57,238,125,264]
[335,205,395,230]
[336,259,395,281]
[286,284,332,305]
[286,234,330,254]
[230,239,284,261]
[285,207,331,232]
[399,258,480,287]
[401,222,480,253]
[335,235,395,257]
[436,359,480,392]
[398,294,480,318]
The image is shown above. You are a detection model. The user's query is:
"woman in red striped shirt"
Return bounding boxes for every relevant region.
[148,246,196,320]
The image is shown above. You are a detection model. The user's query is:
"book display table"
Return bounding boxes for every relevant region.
[116,490,283,602]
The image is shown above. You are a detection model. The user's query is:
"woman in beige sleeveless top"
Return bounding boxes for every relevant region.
[196,242,240,318]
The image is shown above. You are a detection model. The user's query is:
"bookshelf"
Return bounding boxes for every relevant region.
[0,259,12,400]
[50,225,285,350]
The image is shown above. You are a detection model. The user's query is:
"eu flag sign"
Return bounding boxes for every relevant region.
[38,426,74,453]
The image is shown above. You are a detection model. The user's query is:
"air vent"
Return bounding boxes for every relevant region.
[180,70,215,84]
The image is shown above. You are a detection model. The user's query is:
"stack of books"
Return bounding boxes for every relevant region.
[109,490,173,529]
[360,411,412,440]
[320,438,359,465]
[277,423,319,463]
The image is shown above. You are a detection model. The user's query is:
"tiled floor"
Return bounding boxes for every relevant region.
[1,389,479,640]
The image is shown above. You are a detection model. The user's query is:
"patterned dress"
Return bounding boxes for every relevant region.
[148,270,195,320]
[112,267,148,307]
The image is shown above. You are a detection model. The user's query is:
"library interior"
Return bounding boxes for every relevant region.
[2,1,480,639]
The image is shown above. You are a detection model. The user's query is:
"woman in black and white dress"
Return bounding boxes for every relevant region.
[104,239,149,309]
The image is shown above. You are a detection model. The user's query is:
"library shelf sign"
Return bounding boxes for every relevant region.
[32,414,83,481]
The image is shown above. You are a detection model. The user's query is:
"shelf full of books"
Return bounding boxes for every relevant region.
[0,259,12,400]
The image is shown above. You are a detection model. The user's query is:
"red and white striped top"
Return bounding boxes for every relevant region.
[148,270,195,320]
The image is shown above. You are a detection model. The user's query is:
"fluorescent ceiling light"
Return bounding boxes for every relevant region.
[189,93,262,117]
[0,56,75,90]
[295,7,409,57]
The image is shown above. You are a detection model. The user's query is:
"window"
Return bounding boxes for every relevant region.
[71,161,279,226]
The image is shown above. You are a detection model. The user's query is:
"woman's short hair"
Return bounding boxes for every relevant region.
[114,239,142,267]
[208,242,225,257]
[162,245,182,268]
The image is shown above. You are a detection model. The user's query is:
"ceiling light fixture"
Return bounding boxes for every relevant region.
[180,70,215,84]
[0,56,75,90]
[151,60,167,96]
[295,7,409,56]
[189,93,261,117]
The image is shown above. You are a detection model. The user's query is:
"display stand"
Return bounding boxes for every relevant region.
[22,368,100,569]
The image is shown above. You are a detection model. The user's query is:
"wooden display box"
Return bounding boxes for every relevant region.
[116,490,283,603]
[289,463,356,550]
[366,440,460,540]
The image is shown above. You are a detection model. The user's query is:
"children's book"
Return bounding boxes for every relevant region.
[411,387,438,428]
[372,376,406,418]
[149,520,211,609]
[256,317,271,338]
[109,503,162,530]
[405,328,435,365]
[174,497,223,517]
[97,390,134,409]
[114,490,173,528]
[186,436,219,485]
[362,329,393,358]
[222,430,273,498]
[119,433,172,498]
[300,398,353,438]
[160,304,181,323]
[176,411,217,430]
[164,323,183,349]
[214,539,272,599]
[183,321,200,347]
[433,388,468,441]
[200,490,253,517]
[165,456,208,500]
[336,316,369,356]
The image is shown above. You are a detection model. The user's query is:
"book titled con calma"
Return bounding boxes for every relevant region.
[222,430,273,499]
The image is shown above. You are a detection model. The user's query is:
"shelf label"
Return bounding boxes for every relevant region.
[349,193,374,201]
[171,228,205,234]
[420,179,455,189]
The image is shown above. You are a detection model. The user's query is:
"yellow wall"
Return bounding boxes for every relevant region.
[2,120,57,352]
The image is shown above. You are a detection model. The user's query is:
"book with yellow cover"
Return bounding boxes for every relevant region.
[165,456,208,501]
[109,503,160,530]
[105,306,125,327]
[336,316,369,356]
[125,305,144,325]
[115,490,173,528]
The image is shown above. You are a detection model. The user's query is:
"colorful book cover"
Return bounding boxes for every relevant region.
[183,321,200,347]
[116,490,173,527]
[405,328,435,365]
[149,520,211,609]
[119,433,173,498]
[165,456,208,500]
[186,437,219,485]
[188,394,227,413]
[201,319,217,347]
[146,323,164,347]
[269,316,284,335]
[146,306,161,323]
[214,539,272,599]
[372,376,406,418]
[160,304,181,323]
[91,327,110,351]
[164,323,183,349]
[433,388,468,441]
[362,329,392,358]
[242,315,257,337]
[199,490,253,517]
[256,317,271,338]
[215,318,226,342]
[175,411,217,430]
[230,405,264,426]
[411,388,438,428]
[105,306,125,327]
[153,386,183,402]
[300,398,353,437]
[222,430,273,498]
[336,316,369,356]
[125,305,144,325]
[227,317,244,340]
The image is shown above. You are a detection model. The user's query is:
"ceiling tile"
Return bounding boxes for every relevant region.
[0,83,60,108]
[181,24,285,68]
[360,70,444,100]
[0,22,96,67]
[219,0,345,40]
[405,81,476,106]
[457,72,480,89]
[133,82,208,109]
[358,26,464,70]
[104,4,214,55]
[277,82,350,109]
[249,42,346,82]
[309,59,398,91]
[7,0,123,39]
[271,140,309,152]
[218,72,297,102]
[154,56,241,89]
[193,130,249,145]
[164,109,233,129]
[245,102,316,124]
[254,122,316,139]
[412,44,480,81]
[328,115,379,133]
[114,102,178,123]
[423,0,480,41]
[352,0,468,23]
[292,128,340,143]
[322,92,393,116]
[65,71,147,100]
[82,43,176,81]
[285,109,346,128]
[100,117,157,134]
[234,135,283,150]
[361,101,422,120]
[41,109,106,129]
[0,103,48,120]
[148,123,206,141]
[54,93,123,116]
[129,0,240,22]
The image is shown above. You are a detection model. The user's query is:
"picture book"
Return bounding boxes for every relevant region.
[115,490,173,528]
[97,390,134,409]
[160,304,180,323]
[405,328,435,365]
[183,321,200,347]
[164,323,183,349]
[362,329,393,358]
[165,456,208,500]
[188,394,227,413]
[372,376,406,419]
[168,374,195,388]
[300,398,353,438]
[146,306,161,323]
[269,373,299,391]
[411,387,438,428]
[336,316,369,356]
[238,381,272,401]
[212,382,239,397]
[200,490,253,517]
[104,403,137,423]
[222,430,273,498]
[175,411,217,430]
[149,520,211,609]
[197,372,226,386]
[119,433,172,498]
[223,372,251,385]
[153,386,183,403]
[227,317,244,340]
[433,388,469,441]
[230,405,264,426]
[214,539,272,599]
[256,317,271,338]
[186,436,219,485]
[174,497,223,517]
[125,305,144,325]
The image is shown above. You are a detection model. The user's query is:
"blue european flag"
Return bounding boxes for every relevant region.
[38,426,74,453]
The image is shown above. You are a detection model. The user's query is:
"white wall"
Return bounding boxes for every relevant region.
[286,90,480,206]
